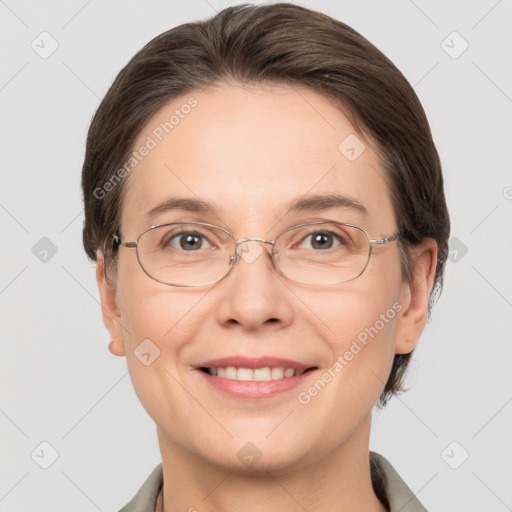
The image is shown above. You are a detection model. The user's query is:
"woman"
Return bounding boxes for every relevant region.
[81,3,449,511]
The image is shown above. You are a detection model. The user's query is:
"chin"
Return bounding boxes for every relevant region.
[192,429,312,474]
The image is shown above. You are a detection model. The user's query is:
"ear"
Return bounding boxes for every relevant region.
[96,251,125,357]
[394,238,438,355]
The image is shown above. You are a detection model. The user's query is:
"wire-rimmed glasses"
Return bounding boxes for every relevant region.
[104,221,399,287]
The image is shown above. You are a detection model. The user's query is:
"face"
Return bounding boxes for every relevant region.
[99,83,434,474]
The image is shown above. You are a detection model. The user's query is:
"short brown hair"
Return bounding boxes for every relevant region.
[81,3,450,407]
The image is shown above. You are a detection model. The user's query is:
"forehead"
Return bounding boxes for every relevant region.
[120,83,395,235]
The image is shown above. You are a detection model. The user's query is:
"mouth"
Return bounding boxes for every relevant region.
[198,366,317,381]
[194,357,319,399]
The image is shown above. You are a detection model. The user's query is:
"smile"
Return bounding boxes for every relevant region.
[200,366,310,381]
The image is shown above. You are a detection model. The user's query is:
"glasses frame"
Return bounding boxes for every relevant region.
[103,220,400,287]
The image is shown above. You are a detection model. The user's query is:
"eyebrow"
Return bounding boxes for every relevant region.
[145,193,367,222]
[284,193,368,217]
[146,198,213,221]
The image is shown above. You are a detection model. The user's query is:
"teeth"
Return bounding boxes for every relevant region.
[237,368,253,381]
[254,367,271,381]
[206,366,305,381]
[284,368,295,378]
[271,367,284,379]
[225,366,237,379]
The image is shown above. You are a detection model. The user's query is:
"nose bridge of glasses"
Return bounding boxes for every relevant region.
[235,236,274,246]
[227,237,276,266]
[234,237,275,256]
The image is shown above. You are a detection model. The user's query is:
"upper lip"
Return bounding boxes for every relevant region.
[195,356,316,370]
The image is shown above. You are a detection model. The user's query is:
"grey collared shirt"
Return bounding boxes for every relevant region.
[118,451,427,512]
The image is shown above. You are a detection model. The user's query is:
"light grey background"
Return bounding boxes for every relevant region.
[1,0,511,511]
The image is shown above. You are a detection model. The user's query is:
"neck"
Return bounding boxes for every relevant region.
[156,415,387,512]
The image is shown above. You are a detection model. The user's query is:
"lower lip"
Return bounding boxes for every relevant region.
[197,369,315,399]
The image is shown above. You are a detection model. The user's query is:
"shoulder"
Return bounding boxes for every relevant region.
[370,451,428,512]
[117,463,163,512]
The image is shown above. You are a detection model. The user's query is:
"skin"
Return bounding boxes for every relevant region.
[96,82,437,512]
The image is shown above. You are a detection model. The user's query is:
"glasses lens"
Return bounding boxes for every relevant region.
[136,223,234,286]
[274,223,370,285]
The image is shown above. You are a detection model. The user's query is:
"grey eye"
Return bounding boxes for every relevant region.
[299,231,344,250]
[167,231,212,251]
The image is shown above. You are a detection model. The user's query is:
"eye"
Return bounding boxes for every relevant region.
[166,230,213,251]
[298,231,344,250]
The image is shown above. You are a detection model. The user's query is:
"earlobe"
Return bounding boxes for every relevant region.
[96,252,125,357]
[108,339,125,356]
[394,238,438,355]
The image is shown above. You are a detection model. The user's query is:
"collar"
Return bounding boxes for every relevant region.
[118,451,427,512]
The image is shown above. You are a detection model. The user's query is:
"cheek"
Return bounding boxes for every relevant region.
[290,281,402,454]
[115,252,204,345]
[115,285,207,429]
[323,291,399,382]
[294,295,400,444]
[113,263,200,382]
[322,264,402,347]
[311,261,403,395]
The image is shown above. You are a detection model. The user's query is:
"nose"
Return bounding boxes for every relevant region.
[214,239,295,332]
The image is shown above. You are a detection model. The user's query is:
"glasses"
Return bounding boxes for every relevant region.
[104,221,399,287]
